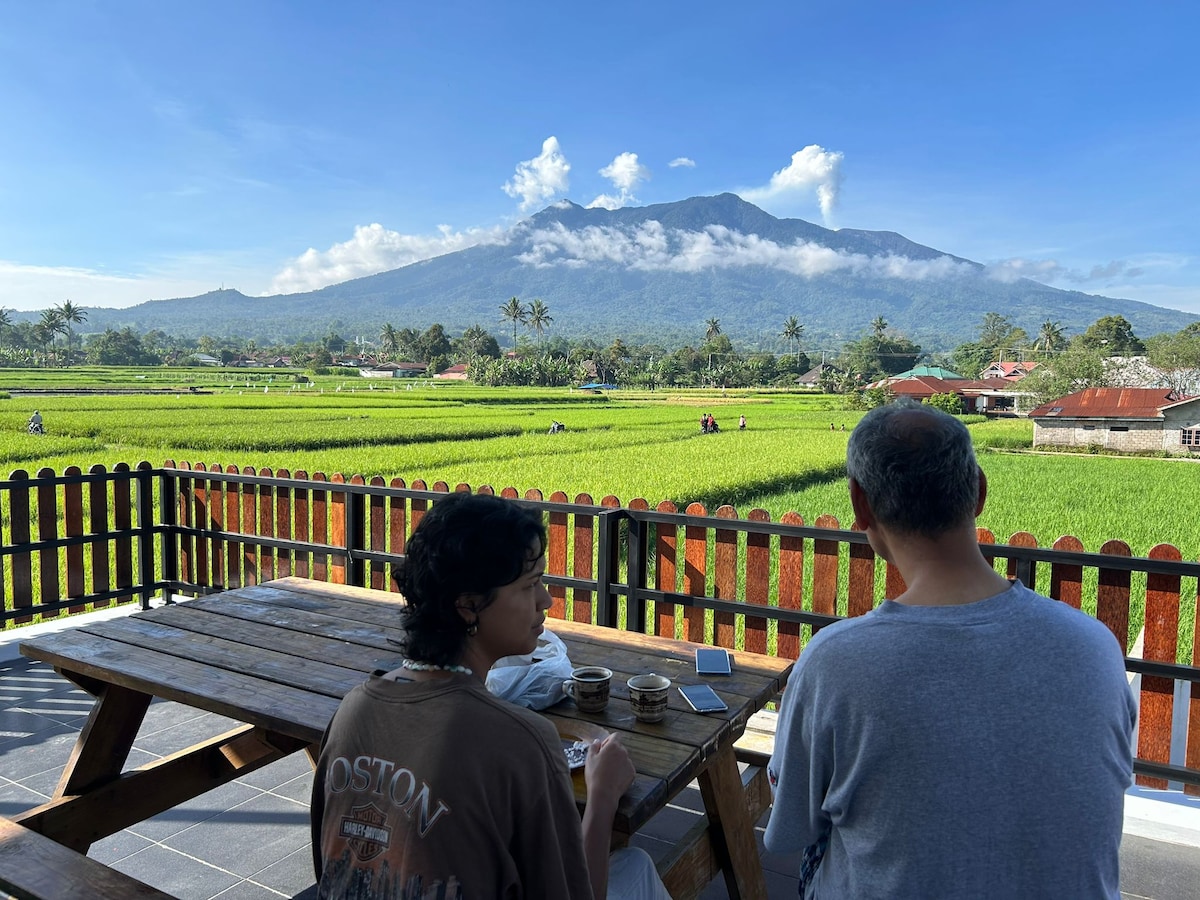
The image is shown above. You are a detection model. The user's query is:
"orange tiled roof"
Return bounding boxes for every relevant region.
[1028,387,1195,419]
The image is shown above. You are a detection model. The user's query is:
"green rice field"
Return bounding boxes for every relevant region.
[3,374,1196,559]
[1,370,1196,658]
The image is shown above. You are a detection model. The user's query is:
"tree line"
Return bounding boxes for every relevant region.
[5,297,1199,402]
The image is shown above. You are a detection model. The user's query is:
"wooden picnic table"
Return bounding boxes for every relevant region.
[17,576,792,899]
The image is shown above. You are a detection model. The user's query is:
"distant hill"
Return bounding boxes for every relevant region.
[54,194,1198,351]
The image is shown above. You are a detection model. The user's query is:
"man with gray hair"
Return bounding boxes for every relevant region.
[765,399,1135,898]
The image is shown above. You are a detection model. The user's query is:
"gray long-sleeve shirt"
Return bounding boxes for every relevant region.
[765,581,1136,899]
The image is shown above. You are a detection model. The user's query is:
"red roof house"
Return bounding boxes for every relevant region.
[1028,387,1200,454]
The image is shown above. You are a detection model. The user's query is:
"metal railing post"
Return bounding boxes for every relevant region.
[140,463,168,608]
[595,509,624,630]
[346,487,366,587]
[624,511,648,633]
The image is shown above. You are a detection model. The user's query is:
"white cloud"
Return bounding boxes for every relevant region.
[0,260,224,311]
[587,152,650,210]
[269,223,508,294]
[985,257,1147,285]
[668,157,696,168]
[741,145,845,223]
[502,136,571,211]
[515,221,972,281]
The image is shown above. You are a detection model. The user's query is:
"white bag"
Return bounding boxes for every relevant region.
[486,629,574,710]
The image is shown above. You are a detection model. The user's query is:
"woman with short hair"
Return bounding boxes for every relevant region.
[311,492,667,899]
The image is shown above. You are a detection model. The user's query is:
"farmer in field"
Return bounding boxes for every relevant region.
[27,410,43,435]
[765,398,1135,898]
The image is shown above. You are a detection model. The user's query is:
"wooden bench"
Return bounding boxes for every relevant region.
[0,817,176,900]
[733,707,779,769]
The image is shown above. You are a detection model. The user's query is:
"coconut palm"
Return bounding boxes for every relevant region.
[37,309,64,365]
[1035,320,1066,353]
[781,316,804,359]
[499,297,528,349]
[379,323,399,360]
[527,299,553,348]
[54,300,87,365]
[871,316,888,338]
[705,318,722,341]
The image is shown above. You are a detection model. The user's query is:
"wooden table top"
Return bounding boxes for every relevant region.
[20,576,792,835]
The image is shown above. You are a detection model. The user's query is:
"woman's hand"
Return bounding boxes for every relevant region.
[583,733,635,811]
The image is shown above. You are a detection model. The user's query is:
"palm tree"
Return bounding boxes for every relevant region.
[527,299,553,348]
[379,323,399,360]
[37,309,64,366]
[705,318,722,341]
[0,307,11,356]
[781,316,804,359]
[499,297,528,349]
[1035,320,1065,353]
[54,300,87,365]
[871,316,888,338]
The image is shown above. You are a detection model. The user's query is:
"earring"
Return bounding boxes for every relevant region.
[466,620,479,636]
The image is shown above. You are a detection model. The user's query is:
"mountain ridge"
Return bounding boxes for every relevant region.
[33,194,1197,350]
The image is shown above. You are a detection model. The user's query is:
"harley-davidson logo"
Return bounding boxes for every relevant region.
[340,802,391,862]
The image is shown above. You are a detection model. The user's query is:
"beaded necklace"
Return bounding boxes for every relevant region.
[401,658,474,676]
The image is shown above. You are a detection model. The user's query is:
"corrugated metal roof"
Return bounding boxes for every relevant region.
[1028,387,1197,419]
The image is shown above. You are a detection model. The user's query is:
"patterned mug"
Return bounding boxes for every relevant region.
[563,666,612,713]
[627,673,671,723]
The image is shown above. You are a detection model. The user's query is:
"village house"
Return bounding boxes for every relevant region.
[433,363,469,381]
[979,360,1039,381]
[361,361,428,378]
[868,366,1033,414]
[1028,387,1200,454]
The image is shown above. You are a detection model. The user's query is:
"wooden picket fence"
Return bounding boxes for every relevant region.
[1,461,1198,792]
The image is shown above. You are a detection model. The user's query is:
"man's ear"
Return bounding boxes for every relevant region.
[848,478,874,531]
[975,467,988,518]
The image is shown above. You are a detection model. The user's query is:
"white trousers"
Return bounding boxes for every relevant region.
[607,847,673,900]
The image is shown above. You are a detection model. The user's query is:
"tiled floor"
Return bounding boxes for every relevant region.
[4,649,1200,899]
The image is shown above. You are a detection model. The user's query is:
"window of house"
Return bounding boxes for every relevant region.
[1082,425,1096,431]
[1110,426,1129,432]
[1182,427,1200,447]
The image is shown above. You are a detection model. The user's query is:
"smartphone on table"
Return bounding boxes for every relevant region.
[695,647,732,675]
[679,683,729,712]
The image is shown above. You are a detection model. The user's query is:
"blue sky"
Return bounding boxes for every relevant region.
[2,0,1198,319]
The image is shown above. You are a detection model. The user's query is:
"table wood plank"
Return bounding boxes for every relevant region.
[21,630,338,743]
[80,616,370,699]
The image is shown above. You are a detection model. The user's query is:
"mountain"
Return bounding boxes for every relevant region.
[59,194,1198,351]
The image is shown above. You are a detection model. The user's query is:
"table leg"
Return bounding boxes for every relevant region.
[697,744,768,900]
[56,682,152,797]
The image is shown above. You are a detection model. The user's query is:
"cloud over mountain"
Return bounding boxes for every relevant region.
[740,145,844,223]
[502,137,571,211]
[269,222,508,294]
[516,220,972,280]
[588,152,650,210]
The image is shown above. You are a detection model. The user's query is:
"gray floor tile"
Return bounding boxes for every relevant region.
[129,780,264,843]
[264,771,314,806]
[249,845,317,897]
[0,706,70,741]
[0,777,51,817]
[163,792,311,878]
[88,828,156,865]
[0,723,79,781]
[238,753,315,792]
[211,880,291,900]
[133,710,249,758]
[109,844,242,900]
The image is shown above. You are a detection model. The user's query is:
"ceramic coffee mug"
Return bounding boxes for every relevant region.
[563,666,613,713]
[627,673,671,723]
